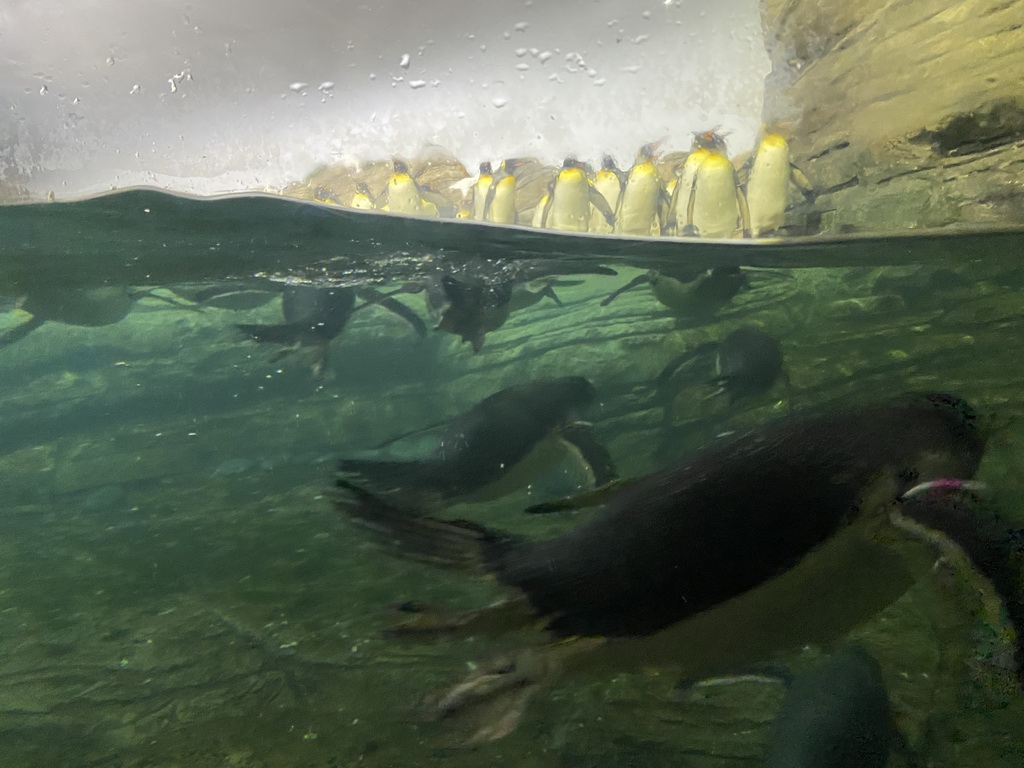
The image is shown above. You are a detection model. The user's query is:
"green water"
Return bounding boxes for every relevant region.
[2,191,1024,767]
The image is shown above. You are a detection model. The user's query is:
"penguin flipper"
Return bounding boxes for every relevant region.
[588,185,615,227]
[600,273,652,307]
[358,288,425,335]
[558,423,618,487]
[539,285,562,306]
[523,478,638,514]
[790,163,816,201]
[655,342,720,388]
[735,172,753,238]
[0,314,46,348]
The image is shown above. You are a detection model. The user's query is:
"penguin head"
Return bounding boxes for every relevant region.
[392,159,411,175]
[692,130,728,154]
[479,161,493,175]
[502,158,528,175]
[636,141,662,162]
[601,155,618,171]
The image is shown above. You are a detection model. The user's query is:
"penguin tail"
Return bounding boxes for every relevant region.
[334,477,518,574]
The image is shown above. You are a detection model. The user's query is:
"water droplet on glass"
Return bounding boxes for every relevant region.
[621,64,641,74]
[502,31,511,40]
[492,96,508,108]
[538,51,552,63]
[39,85,48,96]
[181,14,190,25]
[642,10,652,18]
[106,56,116,66]
[399,53,411,69]
[515,63,529,71]
[289,82,308,93]
[632,34,650,44]
[594,78,607,86]
[129,84,141,95]
[479,44,487,52]
[369,73,377,80]
[318,81,335,92]
[514,22,529,32]
[409,79,427,89]
[515,47,528,57]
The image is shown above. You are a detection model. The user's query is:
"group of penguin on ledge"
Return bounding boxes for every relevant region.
[308,128,815,239]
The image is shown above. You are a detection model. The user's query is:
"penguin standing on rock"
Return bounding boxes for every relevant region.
[378,159,440,217]
[589,156,625,234]
[674,131,751,238]
[740,131,815,236]
[467,161,494,221]
[483,159,527,224]
[538,158,615,233]
[614,143,666,236]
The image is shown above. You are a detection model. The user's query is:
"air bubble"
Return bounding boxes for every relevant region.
[399,53,411,68]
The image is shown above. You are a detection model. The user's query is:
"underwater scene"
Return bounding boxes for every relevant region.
[3,1,1024,767]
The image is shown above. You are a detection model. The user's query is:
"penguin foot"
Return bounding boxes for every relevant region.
[422,648,554,745]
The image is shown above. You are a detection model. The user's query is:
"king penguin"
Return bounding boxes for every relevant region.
[468,161,494,221]
[683,132,751,238]
[741,131,815,236]
[539,158,615,232]
[378,159,439,217]
[483,159,526,224]
[589,155,625,234]
[614,142,665,236]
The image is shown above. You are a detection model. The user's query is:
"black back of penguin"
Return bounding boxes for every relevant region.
[492,393,985,638]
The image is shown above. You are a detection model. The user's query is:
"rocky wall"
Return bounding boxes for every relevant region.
[761,0,1024,233]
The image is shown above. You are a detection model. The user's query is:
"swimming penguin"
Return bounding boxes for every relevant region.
[764,646,902,768]
[680,132,752,238]
[588,156,626,234]
[0,286,185,348]
[335,392,992,744]
[740,132,815,237]
[236,285,426,379]
[614,143,665,236]
[601,266,749,321]
[654,327,787,424]
[483,159,526,224]
[538,158,615,232]
[468,161,494,220]
[336,377,617,512]
[378,263,614,352]
[378,160,440,217]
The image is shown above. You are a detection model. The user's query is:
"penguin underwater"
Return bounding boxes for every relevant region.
[365,262,616,353]
[601,265,751,321]
[236,284,426,379]
[0,286,189,348]
[653,326,788,421]
[336,376,617,512]
[333,392,1018,744]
